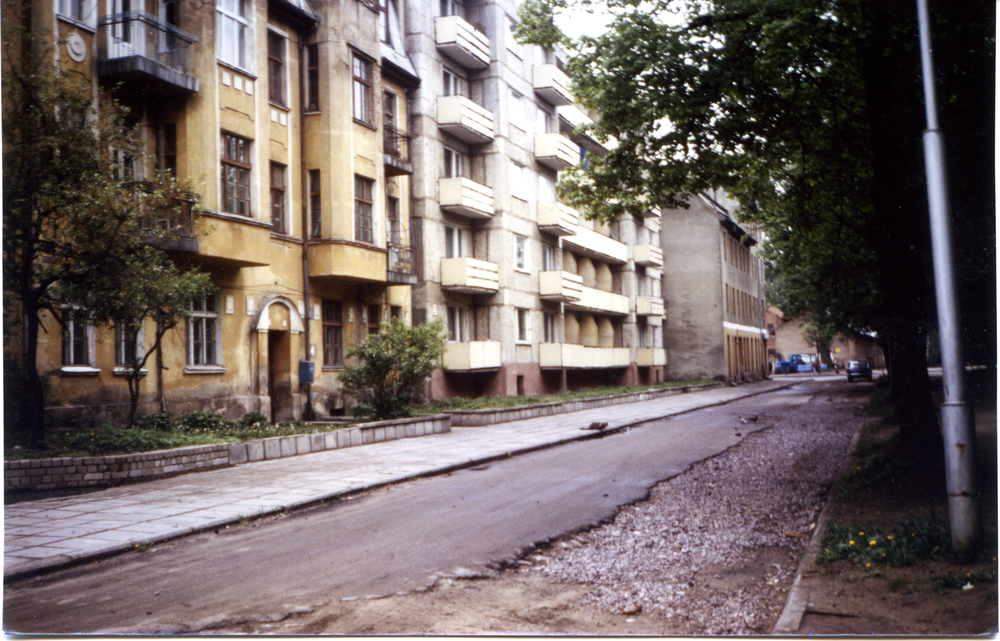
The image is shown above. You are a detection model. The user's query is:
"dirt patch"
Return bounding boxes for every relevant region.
[216,381,997,636]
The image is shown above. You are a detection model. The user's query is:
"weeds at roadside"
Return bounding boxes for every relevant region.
[817,513,950,568]
[934,566,999,591]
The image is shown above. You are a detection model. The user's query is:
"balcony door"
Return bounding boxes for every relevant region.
[108,0,139,58]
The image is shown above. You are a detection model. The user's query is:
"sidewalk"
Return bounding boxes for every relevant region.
[4,379,792,581]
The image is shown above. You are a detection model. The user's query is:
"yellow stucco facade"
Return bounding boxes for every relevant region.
[10,0,418,424]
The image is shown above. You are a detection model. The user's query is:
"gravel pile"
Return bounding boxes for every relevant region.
[526,392,864,634]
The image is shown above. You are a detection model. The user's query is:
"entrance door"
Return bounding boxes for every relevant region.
[267,330,293,423]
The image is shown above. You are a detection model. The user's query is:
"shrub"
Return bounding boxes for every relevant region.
[134,412,179,432]
[178,411,235,434]
[238,411,269,428]
[817,513,950,567]
[339,318,446,420]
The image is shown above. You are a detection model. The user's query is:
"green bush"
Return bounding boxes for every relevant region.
[179,411,235,434]
[340,318,447,420]
[238,411,269,428]
[61,425,225,453]
[134,412,179,432]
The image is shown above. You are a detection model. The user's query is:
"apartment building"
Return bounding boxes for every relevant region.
[13,0,420,424]
[402,0,666,400]
[660,194,769,383]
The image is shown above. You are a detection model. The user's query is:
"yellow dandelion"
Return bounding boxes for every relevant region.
[859,532,865,536]
[869,540,877,546]
[849,540,855,546]
[866,563,871,568]
[887,535,893,540]
[882,553,886,557]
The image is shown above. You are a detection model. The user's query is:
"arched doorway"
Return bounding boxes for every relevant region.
[253,296,305,423]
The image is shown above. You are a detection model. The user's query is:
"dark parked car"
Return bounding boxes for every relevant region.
[846,359,873,382]
[774,360,796,374]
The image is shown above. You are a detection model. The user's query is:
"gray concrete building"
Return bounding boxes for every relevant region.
[660,193,768,383]
[400,0,666,399]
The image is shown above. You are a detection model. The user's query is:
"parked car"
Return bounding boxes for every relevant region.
[774,360,796,374]
[846,359,873,382]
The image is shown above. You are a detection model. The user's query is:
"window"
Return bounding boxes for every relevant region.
[442,68,463,96]
[354,175,374,243]
[637,318,648,348]
[536,107,553,134]
[387,196,401,244]
[379,0,398,44]
[220,133,251,216]
[114,320,143,368]
[510,162,527,200]
[514,235,527,270]
[352,54,373,125]
[305,44,320,112]
[322,300,343,366]
[390,305,402,321]
[187,295,220,366]
[309,169,321,237]
[509,89,525,130]
[506,16,523,58]
[516,308,528,342]
[541,243,557,271]
[270,162,286,234]
[267,31,285,106]
[440,0,460,16]
[217,0,249,70]
[444,225,466,258]
[538,175,556,202]
[543,312,556,343]
[368,305,381,335]
[446,306,465,342]
[157,123,177,177]
[62,309,92,366]
[58,0,94,26]
[443,147,465,178]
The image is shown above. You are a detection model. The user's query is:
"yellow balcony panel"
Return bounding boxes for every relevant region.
[633,243,663,267]
[565,285,629,316]
[441,257,500,294]
[564,225,628,265]
[637,348,667,367]
[539,270,583,302]
[435,15,490,69]
[308,240,387,284]
[535,133,578,171]
[439,177,494,220]
[445,341,502,371]
[537,201,579,236]
[636,296,665,317]
[195,212,271,266]
[540,343,630,369]
[437,95,494,144]
[532,63,573,106]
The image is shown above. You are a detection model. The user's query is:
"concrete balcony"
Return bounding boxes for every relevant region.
[540,343,630,369]
[441,257,500,294]
[636,296,665,317]
[439,177,494,220]
[437,95,494,144]
[637,348,667,367]
[564,225,628,265]
[534,133,578,171]
[194,212,270,266]
[435,15,490,69]
[536,201,579,237]
[97,11,199,94]
[308,239,387,284]
[565,285,629,316]
[444,341,502,371]
[633,243,663,267]
[539,270,583,302]
[532,63,573,106]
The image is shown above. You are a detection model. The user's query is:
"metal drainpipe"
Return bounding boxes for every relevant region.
[299,28,317,421]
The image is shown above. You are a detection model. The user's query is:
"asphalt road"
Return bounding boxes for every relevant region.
[4,382,818,634]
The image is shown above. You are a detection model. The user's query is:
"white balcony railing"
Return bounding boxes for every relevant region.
[565,285,629,316]
[536,201,579,237]
[441,256,500,294]
[637,348,667,367]
[437,95,494,144]
[540,343,630,369]
[439,177,494,220]
[633,243,663,267]
[539,270,583,302]
[532,63,573,106]
[564,225,628,265]
[435,15,490,69]
[636,296,665,317]
[534,133,578,171]
[444,341,502,370]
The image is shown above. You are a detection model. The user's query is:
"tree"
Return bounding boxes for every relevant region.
[339,319,447,420]
[516,0,994,459]
[3,25,211,444]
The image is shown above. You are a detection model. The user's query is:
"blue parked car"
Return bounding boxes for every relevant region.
[774,360,796,374]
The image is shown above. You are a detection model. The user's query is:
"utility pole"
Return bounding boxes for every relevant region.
[915,0,980,555]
